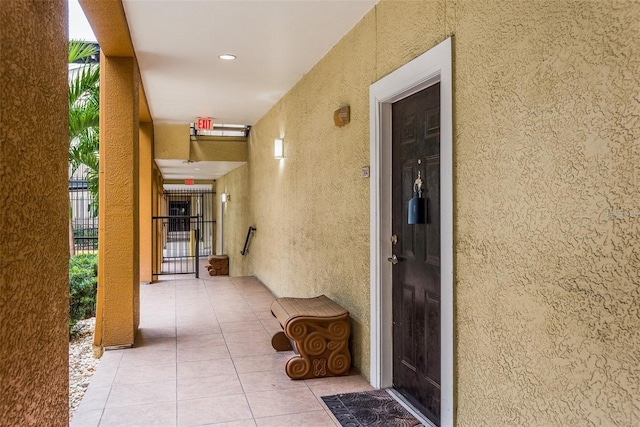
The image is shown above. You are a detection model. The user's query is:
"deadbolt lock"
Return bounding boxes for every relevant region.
[391,235,398,245]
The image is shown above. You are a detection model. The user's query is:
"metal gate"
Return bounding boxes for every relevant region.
[152,189,216,279]
[69,163,98,254]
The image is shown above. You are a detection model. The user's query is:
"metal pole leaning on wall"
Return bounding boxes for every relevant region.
[241,226,256,256]
[195,221,200,278]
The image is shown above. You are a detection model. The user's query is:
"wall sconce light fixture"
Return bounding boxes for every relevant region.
[274,138,284,159]
[334,105,350,127]
[221,192,229,203]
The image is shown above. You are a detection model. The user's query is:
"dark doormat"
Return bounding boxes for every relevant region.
[321,389,423,427]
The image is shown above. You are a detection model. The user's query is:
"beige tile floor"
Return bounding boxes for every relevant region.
[71,275,373,427]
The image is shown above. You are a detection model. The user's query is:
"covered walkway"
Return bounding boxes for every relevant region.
[71,275,372,426]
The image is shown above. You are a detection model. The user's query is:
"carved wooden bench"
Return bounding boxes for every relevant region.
[270,295,351,380]
[205,255,228,276]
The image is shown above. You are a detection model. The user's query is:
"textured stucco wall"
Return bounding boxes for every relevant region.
[154,123,190,159]
[139,123,154,282]
[190,139,248,162]
[220,0,639,424]
[216,166,251,275]
[152,164,164,278]
[451,1,640,425]
[95,55,140,349]
[234,10,378,375]
[0,1,69,424]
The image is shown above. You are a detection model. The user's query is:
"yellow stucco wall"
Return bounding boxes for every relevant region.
[95,54,141,349]
[236,8,377,377]
[152,165,164,280]
[450,1,639,425]
[190,139,248,162]
[154,123,190,159]
[0,1,69,424]
[155,123,249,163]
[216,166,252,276]
[220,0,639,424]
[139,123,154,282]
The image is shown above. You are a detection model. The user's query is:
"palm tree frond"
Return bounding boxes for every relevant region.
[69,40,98,64]
[69,64,100,107]
[68,40,101,212]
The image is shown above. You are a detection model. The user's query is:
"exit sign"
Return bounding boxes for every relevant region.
[196,117,213,131]
[185,179,194,185]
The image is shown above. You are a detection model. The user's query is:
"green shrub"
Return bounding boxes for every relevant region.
[69,253,98,335]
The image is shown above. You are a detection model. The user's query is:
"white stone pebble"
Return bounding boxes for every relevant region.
[69,318,99,418]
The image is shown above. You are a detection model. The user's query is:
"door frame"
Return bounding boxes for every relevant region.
[369,37,454,426]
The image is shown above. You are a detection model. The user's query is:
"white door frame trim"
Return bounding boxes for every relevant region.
[369,37,454,426]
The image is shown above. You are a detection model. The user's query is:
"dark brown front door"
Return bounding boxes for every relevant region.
[391,83,441,425]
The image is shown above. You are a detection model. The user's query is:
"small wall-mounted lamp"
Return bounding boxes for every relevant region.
[334,105,350,127]
[221,192,229,203]
[274,138,284,159]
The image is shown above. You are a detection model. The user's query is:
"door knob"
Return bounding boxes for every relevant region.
[387,254,399,265]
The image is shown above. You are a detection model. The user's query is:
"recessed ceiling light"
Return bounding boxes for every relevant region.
[219,54,236,61]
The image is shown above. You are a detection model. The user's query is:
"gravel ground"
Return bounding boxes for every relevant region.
[69,318,99,418]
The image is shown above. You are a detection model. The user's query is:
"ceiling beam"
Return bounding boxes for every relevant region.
[79,0,152,123]
[78,0,133,57]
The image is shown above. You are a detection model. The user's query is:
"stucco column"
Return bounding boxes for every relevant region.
[139,122,153,283]
[0,1,69,424]
[94,54,140,351]
[152,165,163,281]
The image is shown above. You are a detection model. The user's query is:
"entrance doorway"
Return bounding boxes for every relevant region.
[369,38,453,426]
[391,83,441,423]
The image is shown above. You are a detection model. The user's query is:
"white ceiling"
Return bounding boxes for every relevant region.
[121,0,378,126]
[119,1,377,185]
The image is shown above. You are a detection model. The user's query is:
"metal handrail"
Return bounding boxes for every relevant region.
[241,226,256,256]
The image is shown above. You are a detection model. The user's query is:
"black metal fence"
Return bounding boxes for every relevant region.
[68,181,218,273]
[152,215,201,277]
[152,189,216,278]
[69,164,98,254]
